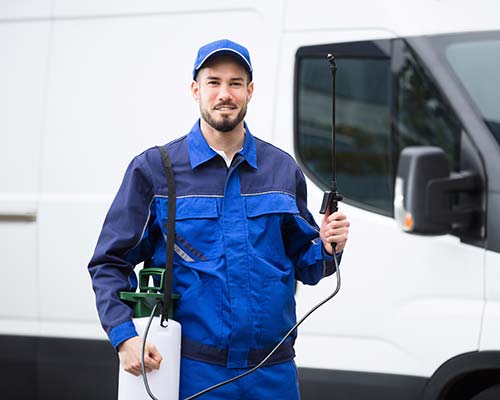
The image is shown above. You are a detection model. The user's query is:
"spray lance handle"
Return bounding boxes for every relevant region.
[319,184,343,215]
[319,53,343,215]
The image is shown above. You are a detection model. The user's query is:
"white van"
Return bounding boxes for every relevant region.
[1,1,499,399]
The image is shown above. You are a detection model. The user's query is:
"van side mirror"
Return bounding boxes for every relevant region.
[394,146,481,235]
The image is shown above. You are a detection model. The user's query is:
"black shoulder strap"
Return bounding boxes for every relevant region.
[156,145,176,327]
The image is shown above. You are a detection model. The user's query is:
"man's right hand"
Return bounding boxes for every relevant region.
[118,336,163,376]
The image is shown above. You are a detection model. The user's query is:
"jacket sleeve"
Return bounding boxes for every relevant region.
[283,167,341,285]
[88,154,157,349]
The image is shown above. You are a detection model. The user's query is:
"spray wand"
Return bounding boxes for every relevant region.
[320,54,343,216]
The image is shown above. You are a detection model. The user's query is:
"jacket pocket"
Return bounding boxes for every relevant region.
[175,196,219,220]
[244,191,299,218]
[244,192,299,261]
[160,196,222,261]
[256,273,296,344]
[175,277,224,346]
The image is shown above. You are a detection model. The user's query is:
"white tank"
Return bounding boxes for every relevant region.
[118,317,182,400]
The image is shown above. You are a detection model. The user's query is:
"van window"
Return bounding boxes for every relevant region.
[296,54,392,214]
[445,37,500,146]
[397,47,462,171]
[295,40,462,216]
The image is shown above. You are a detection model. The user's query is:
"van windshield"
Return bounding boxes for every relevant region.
[431,32,500,145]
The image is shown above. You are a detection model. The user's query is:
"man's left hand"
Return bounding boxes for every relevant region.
[320,211,350,255]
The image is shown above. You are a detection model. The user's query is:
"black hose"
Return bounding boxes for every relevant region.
[142,301,162,400]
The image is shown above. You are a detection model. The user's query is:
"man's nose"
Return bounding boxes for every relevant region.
[218,84,232,101]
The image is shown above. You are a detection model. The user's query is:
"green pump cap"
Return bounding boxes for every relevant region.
[119,268,179,318]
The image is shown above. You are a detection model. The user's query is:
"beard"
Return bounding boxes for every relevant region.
[200,102,247,133]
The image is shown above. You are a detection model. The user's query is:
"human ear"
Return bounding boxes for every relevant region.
[191,80,200,103]
[247,81,254,102]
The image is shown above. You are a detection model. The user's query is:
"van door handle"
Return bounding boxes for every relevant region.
[0,212,37,222]
[0,201,37,222]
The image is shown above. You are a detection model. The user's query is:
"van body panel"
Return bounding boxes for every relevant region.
[285,0,500,37]
[0,19,50,333]
[51,0,262,19]
[0,1,52,20]
[480,232,500,350]
[0,20,48,195]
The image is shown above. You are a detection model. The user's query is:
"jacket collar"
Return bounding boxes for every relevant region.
[187,119,257,170]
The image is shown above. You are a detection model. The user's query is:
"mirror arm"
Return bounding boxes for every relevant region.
[426,171,482,227]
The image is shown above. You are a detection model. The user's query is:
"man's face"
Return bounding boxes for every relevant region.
[192,56,254,133]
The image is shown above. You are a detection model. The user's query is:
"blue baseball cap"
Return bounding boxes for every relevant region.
[192,39,253,81]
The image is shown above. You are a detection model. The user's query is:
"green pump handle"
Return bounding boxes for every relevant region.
[119,268,178,319]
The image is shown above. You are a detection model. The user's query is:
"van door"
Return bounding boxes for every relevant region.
[0,11,51,336]
[286,35,486,393]
[0,6,51,398]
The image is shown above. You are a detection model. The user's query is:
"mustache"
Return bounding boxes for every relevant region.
[214,101,237,109]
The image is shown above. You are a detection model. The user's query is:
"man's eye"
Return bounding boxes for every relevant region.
[207,81,219,86]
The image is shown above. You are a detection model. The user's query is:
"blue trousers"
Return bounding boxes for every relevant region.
[180,357,300,400]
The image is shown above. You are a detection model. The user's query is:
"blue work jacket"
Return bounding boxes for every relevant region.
[89,120,338,368]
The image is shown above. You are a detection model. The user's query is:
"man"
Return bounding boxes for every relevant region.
[89,39,349,399]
